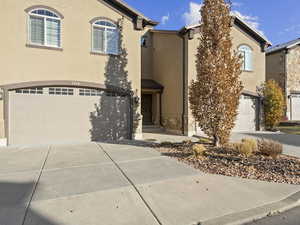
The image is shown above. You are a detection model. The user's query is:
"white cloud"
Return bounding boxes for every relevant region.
[182,2,202,26]
[182,2,263,35]
[161,13,170,25]
[231,11,263,35]
[284,24,300,35]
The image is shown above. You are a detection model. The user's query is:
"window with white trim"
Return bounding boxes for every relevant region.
[238,45,253,71]
[16,88,43,94]
[49,88,73,95]
[28,9,61,47]
[79,88,103,96]
[92,20,119,55]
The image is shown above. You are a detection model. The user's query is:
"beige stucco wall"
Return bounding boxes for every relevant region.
[141,31,154,79]
[0,0,145,139]
[151,32,183,133]
[187,25,266,93]
[266,51,285,90]
[232,25,266,92]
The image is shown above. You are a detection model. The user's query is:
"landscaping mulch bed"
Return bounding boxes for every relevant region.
[154,141,300,185]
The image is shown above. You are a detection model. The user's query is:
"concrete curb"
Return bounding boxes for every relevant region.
[199,190,300,225]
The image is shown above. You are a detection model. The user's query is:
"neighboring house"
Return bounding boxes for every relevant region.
[266,38,300,121]
[141,16,271,136]
[0,0,157,146]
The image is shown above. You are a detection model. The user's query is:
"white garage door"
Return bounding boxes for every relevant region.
[291,94,300,120]
[234,95,258,131]
[8,87,130,145]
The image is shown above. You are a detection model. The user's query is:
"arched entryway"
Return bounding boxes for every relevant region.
[1,80,133,146]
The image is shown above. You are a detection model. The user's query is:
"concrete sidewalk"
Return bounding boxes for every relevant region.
[0,142,299,225]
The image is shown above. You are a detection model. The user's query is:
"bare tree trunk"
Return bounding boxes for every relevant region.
[213,135,220,147]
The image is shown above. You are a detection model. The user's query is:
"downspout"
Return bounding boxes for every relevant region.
[159,91,162,127]
[181,34,186,135]
[257,96,262,131]
[129,92,134,140]
[283,49,289,119]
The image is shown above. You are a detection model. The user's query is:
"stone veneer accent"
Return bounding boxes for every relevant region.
[287,47,300,93]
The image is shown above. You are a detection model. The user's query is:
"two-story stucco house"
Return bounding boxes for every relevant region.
[266,38,300,120]
[141,16,271,136]
[0,0,157,146]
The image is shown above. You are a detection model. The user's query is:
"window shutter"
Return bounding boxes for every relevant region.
[46,18,60,47]
[93,27,105,52]
[106,28,119,55]
[30,16,44,45]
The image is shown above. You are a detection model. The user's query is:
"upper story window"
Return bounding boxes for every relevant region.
[92,20,119,55]
[28,8,61,48]
[238,45,253,71]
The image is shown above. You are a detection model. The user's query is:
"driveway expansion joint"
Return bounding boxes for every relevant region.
[21,145,51,225]
[95,143,163,225]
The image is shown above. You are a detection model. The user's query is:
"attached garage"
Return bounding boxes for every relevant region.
[3,81,132,146]
[234,94,259,132]
[290,93,300,121]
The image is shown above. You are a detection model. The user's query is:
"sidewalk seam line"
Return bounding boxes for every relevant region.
[95,143,163,225]
[21,145,51,225]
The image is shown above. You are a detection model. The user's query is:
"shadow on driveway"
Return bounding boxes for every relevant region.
[0,181,59,225]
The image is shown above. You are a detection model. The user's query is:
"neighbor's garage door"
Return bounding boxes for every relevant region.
[234,95,258,132]
[8,87,130,145]
[291,94,300,120]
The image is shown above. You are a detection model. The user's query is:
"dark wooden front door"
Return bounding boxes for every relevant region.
[142,94,153,125]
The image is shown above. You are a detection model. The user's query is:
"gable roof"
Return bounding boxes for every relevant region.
[266,38,300,54]
[179,14,272,46]
[99,0,158,26]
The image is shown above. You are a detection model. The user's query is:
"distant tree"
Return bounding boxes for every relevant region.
[262,80,285,130]
[189,0,243,146]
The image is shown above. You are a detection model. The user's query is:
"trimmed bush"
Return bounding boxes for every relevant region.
[257,139,283,159]
[193,144,207,158]
[262,80,285,130]
[232,142,254,157]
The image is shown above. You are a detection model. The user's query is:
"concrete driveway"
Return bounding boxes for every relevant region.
[0,142,300,225]
[231,131,300,158]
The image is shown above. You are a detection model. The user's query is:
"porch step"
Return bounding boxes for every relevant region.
[143,125,166,133]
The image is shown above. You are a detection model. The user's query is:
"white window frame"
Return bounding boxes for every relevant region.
[28,8,62,48]
[238,45,253,72]
[91,19,119,55]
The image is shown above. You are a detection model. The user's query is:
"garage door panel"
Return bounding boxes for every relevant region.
[90,95,130,142]
[8,88,130,145]
[291,95,300,120]
[234,95,257,132]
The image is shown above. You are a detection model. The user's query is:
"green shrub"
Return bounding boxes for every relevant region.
[257,139,283,159]
[242,139,258,152]
[193,144,207,158]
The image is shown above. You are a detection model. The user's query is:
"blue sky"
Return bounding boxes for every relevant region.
[123,0,300,45]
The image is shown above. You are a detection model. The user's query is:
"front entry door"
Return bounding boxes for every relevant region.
[142,94,153,125]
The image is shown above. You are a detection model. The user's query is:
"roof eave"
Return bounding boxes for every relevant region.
[101,0,158,27]
[179,16,271,46]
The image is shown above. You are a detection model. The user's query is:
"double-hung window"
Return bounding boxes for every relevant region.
[92,20,119,55]
[28,9,61,48]
[238,45,253,71]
